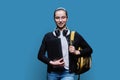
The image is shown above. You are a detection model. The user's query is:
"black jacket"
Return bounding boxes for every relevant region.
[38,31,93,73]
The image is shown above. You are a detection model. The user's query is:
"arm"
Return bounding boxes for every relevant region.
[38,34,50,64]
[38,33,65,66]
[76,32,93,56]
[69,32,93,56]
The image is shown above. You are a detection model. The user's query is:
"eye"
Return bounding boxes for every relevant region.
[61,16,66,19]
[55,17,60,19]
[55,16,67,19]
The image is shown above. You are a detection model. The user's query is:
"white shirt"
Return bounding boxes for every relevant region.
[59,31,69,69]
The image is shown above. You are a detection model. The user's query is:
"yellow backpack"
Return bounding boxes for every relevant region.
[70,31,92,76]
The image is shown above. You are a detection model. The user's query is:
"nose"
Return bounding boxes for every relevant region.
[59,18,62,22]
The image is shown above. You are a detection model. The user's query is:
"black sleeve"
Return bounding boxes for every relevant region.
[37,34,50,64]
[76,32,93,56]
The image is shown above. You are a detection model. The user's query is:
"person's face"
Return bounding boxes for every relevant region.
[54,10,68,30]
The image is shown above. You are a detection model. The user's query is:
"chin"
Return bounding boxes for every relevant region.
[57,24,66,29]
[58,26,65,29]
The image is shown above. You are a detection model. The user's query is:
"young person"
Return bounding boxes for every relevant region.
[38,7,93,80]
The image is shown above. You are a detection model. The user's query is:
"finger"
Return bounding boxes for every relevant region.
[69,46,72,48]
[70,45,74,48]
[60,61,64,64]
[58,58,63,61]
[59,61,64,65]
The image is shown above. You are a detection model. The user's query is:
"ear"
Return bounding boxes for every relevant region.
[53,29,60,37]
[63,29,68,36]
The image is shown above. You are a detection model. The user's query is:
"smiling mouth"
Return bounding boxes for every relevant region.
[58,22,63,25]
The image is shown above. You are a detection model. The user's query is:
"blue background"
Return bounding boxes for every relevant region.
[0,0,120,80]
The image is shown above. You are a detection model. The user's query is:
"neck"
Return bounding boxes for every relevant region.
[57,26,67,31]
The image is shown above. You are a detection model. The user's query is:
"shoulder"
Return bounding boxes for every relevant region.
[75,31,82,36]
[45,32,53,36]
[70,30,85,40]
[43,31,57,39]
[71,30,82,37]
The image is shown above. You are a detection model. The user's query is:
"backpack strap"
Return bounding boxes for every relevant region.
[70,31,81,80]
[70,31,75,45]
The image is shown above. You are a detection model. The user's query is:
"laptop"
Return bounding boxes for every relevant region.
[46,38,63,61]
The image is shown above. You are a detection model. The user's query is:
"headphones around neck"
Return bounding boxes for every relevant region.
[53,29,70,37]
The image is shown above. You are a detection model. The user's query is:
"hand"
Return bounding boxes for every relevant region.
[74,50,80,55]
[49,58,64,66]
[69,45,80,55]
[69,45,75,53]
